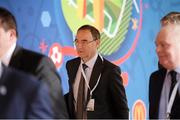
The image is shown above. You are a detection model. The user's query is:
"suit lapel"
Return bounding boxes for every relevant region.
[69,58,81,85]
[0,65,13,114]
[154,69,167,117]
[67,58,81,118]
[9,46,22,68]
[89,55,103,91]
[0,65,7,114]
[0,64,8,85]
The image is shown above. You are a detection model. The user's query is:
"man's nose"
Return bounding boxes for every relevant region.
[156,46,161,54]
[76,43,83,48]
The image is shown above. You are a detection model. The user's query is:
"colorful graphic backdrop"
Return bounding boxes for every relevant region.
[1,0,180,119]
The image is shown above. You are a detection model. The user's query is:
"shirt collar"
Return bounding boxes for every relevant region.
[167,66,180,74]
[166,67,180,81]
[174,67,180,74]
[81,53,98,69]
[1,43,16,66]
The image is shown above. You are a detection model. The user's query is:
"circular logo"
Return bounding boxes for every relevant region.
[61,0,133,55]
[132,100,146,120]
[48,43,63,69]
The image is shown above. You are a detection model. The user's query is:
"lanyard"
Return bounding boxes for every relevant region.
[80,64,101,99]
[166,80,180,119]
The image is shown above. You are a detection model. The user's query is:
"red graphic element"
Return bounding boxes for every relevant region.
[39,40,48,53]
[112,0,143,65]
[132,100,146,120]
[121,72,129,87]
[49,43,63,69]
[62,46,78,57]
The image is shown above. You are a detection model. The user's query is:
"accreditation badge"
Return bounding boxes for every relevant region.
[86,99,95,111]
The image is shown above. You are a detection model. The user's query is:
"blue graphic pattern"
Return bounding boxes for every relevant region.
[1,0,180,118]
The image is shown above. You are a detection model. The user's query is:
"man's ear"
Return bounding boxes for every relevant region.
[96,39,100,48]
[9,29,17,41]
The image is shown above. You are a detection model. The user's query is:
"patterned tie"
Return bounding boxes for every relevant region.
[76,64,88,119]
[169,71,177,100]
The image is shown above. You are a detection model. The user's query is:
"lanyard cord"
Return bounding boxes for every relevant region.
[81,64,101,98]
[166,80,180,119]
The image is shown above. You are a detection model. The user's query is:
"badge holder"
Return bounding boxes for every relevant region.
[86,93,95,111]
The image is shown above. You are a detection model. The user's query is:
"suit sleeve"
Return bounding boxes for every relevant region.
[35,56,69,118]
[149,70,162,119]
[149,72,154,118]
[27,82,53,118]
[109,66,129,118]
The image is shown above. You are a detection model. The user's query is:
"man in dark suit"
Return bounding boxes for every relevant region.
[0,7,68,118]
[0,61,53,118]
[65,25,129,119]
[149,12,180,119]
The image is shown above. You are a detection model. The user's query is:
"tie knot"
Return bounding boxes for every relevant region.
[170,70,177,83]
[82,64,88,71]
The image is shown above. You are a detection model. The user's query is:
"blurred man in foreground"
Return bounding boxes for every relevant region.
[0,7,68,118]
[0,61,53,118]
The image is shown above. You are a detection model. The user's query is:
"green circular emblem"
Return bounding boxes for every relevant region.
[61,0,132,55]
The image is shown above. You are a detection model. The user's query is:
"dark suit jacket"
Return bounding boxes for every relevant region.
[65,55,129,119]
[149,68,180,119]
[0,65,53,118]
[8,46,68,118]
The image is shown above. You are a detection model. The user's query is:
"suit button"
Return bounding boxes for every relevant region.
[0,86,7,95]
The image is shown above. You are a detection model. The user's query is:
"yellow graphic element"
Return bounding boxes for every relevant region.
[77,0,104,31]
[133,100,146,120]
[77,0,86,19]
[132,18,138,30]
[93,0,104,31]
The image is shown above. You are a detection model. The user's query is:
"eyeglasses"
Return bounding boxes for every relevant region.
[161,12,180,26]
[74,39,96,46]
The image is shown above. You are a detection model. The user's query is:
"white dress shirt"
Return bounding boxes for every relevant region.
[0,43,16,66]
[158,67,180,119]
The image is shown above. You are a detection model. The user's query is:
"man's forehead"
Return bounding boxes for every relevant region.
[77,29,90,34]
[77,30,92,37]
[157,25,180,42]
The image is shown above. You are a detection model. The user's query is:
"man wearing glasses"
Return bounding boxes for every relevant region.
[65,25,129,119]
[149,12,180,119]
